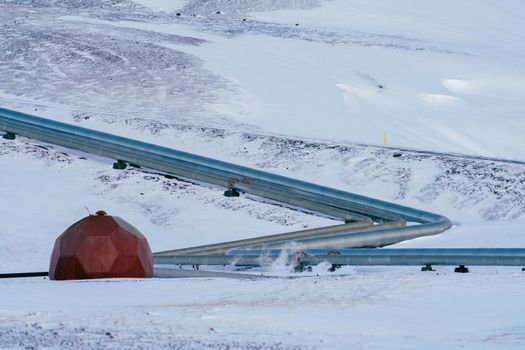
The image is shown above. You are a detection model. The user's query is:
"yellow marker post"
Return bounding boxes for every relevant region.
[383,131,387,145]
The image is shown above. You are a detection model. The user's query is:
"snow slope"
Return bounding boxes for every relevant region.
[193,0,525,158]
[133,0,188,13]
[2,0,524,158]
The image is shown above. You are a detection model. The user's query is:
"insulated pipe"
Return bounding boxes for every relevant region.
[0,272,49,278]
[0,107,451,254]
[155,249,525,267]
[155,220,404,257]
[153,267,267,279]
[227,221,442,253]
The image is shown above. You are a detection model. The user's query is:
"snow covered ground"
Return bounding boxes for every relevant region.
[2,269,525,349]
[1,0,525,349]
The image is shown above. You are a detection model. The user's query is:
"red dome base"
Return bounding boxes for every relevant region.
[49,211,153,280]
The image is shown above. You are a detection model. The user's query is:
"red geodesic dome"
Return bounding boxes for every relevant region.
[49,211,153,280]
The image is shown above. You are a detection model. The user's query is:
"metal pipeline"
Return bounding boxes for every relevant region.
[155,249,525,267]
[153,267,267,279]
[0,107,451,258]
[157,221,383,256]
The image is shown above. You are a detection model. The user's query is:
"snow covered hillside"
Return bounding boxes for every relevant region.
[1,1,525,349]
[1,0,524,158]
